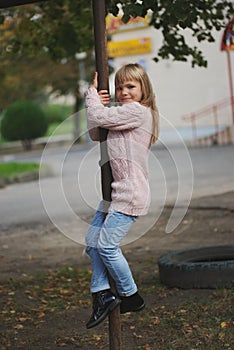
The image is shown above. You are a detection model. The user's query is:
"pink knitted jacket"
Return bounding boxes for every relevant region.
[85,88,153,216]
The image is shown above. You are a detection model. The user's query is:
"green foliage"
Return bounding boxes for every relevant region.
[1,100,48,150]
[0,1,95,111]
[0,55,53,110]
[0,0,233,73]
[0,0,93,61]
[43,104,73,124]
[107,0,234,67]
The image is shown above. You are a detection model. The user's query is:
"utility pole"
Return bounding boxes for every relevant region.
[221,17,234,125]
[92,1,121,349]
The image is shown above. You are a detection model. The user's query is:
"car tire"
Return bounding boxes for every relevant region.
[158,245,234,289]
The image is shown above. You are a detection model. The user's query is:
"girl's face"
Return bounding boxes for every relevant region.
[115,80,142,103]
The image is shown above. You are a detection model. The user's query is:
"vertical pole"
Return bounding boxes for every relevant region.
[191,114,197,142]
[213,105,219,133]
[92,1,121,350]
[226,50,234,124]
[92,0,112,211]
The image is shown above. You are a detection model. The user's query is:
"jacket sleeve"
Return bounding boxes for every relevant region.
[85,88,146,131]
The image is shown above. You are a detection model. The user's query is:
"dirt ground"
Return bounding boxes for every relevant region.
[0,191,234,349]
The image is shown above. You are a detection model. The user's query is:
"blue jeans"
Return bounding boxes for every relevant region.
[85,201,138,296]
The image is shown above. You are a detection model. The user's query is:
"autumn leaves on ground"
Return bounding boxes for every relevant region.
[1,192,234,349]
[0,263,233,349]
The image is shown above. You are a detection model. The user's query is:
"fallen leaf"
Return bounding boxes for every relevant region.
[60,289,71,295]
[133,332,142,339]
[14,324,24,329]
[179,309,187,314]
[221,322,228,328]
[8,292,15,296]
[93,334,101,341]
[153,317,160,325]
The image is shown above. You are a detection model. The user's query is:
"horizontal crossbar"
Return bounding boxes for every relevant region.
[0,0,47,9]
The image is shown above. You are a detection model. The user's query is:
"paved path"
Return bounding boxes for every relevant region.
[0,144,234,238]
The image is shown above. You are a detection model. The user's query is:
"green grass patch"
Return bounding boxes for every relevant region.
[0,162,39,179]
[0,162,40,187]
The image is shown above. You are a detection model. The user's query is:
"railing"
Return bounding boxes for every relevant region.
[182,96,234,142]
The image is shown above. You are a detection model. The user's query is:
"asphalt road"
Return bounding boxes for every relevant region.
[1,143,234,241]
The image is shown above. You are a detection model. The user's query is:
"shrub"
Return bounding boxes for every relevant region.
[1,100,48,150]
[43,104,73,124]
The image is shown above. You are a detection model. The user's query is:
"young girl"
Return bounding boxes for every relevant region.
[84,63,159,329]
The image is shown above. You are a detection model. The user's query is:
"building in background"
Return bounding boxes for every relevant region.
[106,14,233,143]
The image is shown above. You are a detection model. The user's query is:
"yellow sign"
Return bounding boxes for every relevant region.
[106,14,149,34]
[107,38,152,58]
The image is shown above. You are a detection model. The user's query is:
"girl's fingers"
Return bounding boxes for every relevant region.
[89,76,110,104]
[93,72,98,87]
[98,90,109,96]
[98,90,111,105]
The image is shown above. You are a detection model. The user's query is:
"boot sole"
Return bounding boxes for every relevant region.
[86,298,121,329]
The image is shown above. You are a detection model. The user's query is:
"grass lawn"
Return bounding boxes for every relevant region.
[0,162,39,177]
[0,162,39,182]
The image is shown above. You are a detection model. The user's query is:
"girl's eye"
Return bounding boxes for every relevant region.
[116,86,122,91]
[128,85,135,89]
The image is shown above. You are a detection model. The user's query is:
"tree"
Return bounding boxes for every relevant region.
[0,2,95,112]
[0,0,94,61]
[0,0,232,115]
[0,1,95,98]
[107,0,234,67]
[0,54,53,109]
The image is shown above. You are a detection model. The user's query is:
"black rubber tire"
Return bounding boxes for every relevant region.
[158,245,234,289]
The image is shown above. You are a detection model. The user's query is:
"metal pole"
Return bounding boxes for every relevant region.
[92,1,121,349]
[213,105,219,134]
[92,0,112,210]
[226,50,234,125]
[191,114,197,141]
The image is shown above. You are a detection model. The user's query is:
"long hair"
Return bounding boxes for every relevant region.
[115,63,159,144]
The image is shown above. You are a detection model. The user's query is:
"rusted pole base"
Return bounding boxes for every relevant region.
[108,275,121,350]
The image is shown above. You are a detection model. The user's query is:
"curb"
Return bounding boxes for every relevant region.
[0,166,53,189]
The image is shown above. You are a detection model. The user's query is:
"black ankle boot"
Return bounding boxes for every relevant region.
[86,289,121,329]
[120,292,145,314]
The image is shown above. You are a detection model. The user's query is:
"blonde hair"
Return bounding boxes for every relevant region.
[115,63,159,144]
